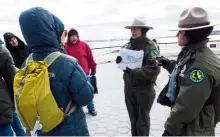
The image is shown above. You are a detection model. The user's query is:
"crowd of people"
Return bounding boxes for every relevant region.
[0,6,220,136]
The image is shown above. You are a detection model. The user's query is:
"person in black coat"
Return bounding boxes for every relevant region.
[0,39,25,136]
[3,32,31,69]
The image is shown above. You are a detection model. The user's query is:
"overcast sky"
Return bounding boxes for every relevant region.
[0,0,219,40]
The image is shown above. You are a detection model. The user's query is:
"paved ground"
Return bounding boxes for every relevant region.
[84,62,220,136]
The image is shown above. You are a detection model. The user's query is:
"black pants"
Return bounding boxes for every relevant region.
[125,88,156,136]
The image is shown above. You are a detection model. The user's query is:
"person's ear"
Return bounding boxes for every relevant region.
[64,30,67,38]
[61,30,67,44]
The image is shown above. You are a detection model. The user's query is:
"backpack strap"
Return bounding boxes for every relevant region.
[25,52,61,67]
[44,52,62,67]
[64,100,77,117]
[43,52,77,117]
[24,53,33,66]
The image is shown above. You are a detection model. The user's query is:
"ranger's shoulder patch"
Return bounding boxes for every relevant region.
[189,69,205,83]
[150,49,159,57]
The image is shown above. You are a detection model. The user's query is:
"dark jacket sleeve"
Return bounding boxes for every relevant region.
[163,60,177,74]
[85,43,96,72]
[2,48,16,95]
[130,43,160,82]
[67,58,94,107]
[165,63,213,135]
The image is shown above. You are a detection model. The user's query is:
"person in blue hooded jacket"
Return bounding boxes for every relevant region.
[19,7,94,136]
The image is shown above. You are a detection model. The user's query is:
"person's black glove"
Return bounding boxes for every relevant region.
[90,70,96,76]
[116,56,122,64]
[162,130,173,136]
[124,67,132,73]
[156,56,170,66]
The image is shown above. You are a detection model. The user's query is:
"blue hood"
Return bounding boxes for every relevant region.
[19,7,64,53]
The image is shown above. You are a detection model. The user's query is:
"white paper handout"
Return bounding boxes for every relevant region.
[118,49,144,70]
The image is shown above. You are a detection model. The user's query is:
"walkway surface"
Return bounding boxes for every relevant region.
[84,62,220,136]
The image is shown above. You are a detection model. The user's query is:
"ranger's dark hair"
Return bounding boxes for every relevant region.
[141,28,149,36]
[185,27,213,44]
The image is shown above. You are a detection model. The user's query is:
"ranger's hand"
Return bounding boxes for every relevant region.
[124,67,132,73]
[116,56,122,64]
[156,56,170,66]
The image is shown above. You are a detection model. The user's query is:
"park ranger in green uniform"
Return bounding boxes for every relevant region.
[157,7,220,136]
[116,16,160,136]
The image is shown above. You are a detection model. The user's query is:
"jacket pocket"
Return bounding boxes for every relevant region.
[194,104,215,132]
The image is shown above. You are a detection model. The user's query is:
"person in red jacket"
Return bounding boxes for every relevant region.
[65,28,97,116]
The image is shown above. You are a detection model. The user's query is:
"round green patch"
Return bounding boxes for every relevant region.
[190,69,205,83]
[150,49,159,57]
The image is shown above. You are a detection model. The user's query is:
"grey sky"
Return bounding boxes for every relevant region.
[0,0,219,40]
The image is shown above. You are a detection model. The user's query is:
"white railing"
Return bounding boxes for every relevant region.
[92,40,220,65]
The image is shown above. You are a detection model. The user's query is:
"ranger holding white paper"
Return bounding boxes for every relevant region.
[116,16,160,136]
[118,49,144,70]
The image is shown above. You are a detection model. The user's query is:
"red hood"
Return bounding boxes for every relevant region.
[65,28,80,46]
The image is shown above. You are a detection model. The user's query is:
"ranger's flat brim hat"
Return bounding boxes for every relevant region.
[169,7,219,31]
[125,16,154,29]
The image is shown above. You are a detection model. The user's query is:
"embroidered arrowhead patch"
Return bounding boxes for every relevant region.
[190,69,205,83]
[150,49,159,57]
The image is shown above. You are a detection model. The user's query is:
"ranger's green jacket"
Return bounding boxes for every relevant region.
[159,40,220,136]
[123,36,160,89]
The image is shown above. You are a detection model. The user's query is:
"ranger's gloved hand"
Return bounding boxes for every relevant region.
[116,56,122,64]
[162,130,173,136]
[156,56,170,66]
[90,70,96,76]
[124,67,132,73]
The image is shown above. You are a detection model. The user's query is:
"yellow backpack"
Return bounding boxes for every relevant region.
[14,52,76,132]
